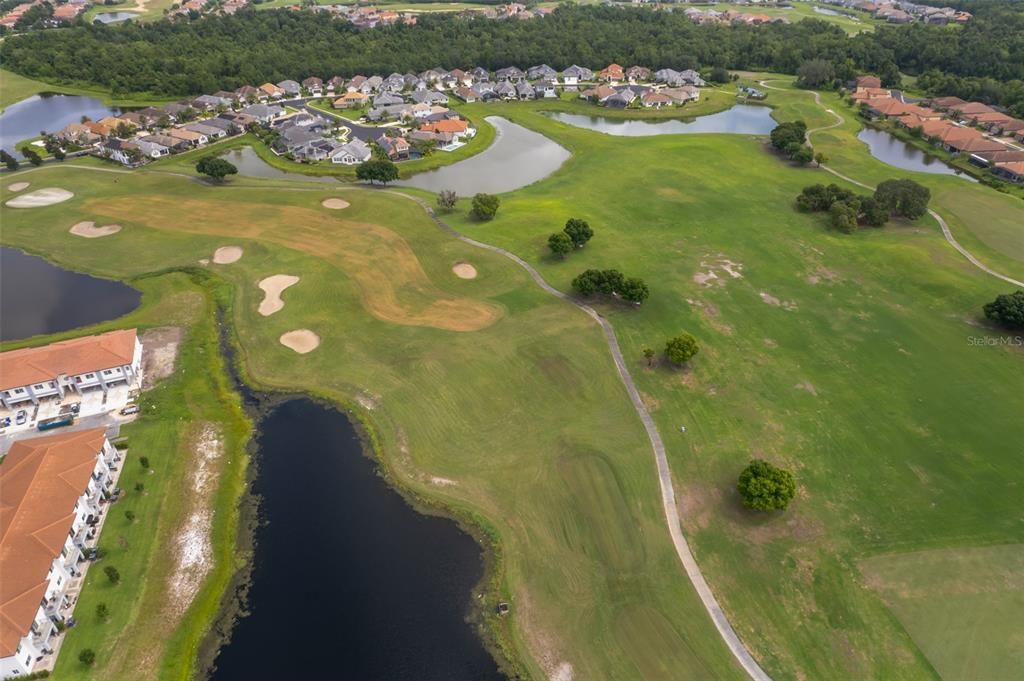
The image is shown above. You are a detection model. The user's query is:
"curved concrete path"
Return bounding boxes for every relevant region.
[759,81,1024,289]
[387,190,772,681]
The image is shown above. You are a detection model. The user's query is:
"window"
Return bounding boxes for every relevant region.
[49,382,56,388]
[102,369,112,375]
[34,384,45,390]
[14,387,25,394]
[85,373,94,379]
[56,576,62,586]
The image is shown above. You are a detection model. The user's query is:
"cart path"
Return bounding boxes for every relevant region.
[383,189,772,681]
[759,80,1024,289]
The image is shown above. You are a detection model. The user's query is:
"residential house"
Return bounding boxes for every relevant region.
[276,80,302,97]
[641,91,674,108]
[199,117,241,135]
[97,116,136,133]
[376,134,410,160]
[334,91,369,109]
[855,74,882,89]
[331,138,372,165]
[347,75,368,92]
[948,101,995,118]
[409,90,448,105]
[97,138,143,166]
[235,85,262,102]
[626,65,651,83]
[496,66,526,83]
[373,92,406,107]
[185,122,228,139]
[134,138,170,159]
[241,104,285,123]
[580,85,617,103]
[517,82,536,100]
[929,96,967,111]
[382,73,406,92]
[192,94,231,111]
[0,429,123,678]
[56,123,101,147]
[991,161,1024,183]
[259,82,285,99]
[527,64,558,81]
[447,69,472,88]
[534,80,557,98]
[0,328,143,411]
[454,86,478,103]
[327,76,346,93]
[494,82,518,100]
[599,63,625,83]
[471,67,491,82]
[663,86,701,105]
[167,128,207,147]
[162,102,194,121]
[363,75,384,93]
[605,87,637,108]
[303,77,324,95]
[139,134,189,153]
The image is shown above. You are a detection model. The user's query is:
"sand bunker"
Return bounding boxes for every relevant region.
[212,246,243,264]
[5,187,74,208]
[257,274,300,316]
[280,329,320,354]
[7,182,29,192]
[452,262,478,279]
[321,198,350,210]
[70,221,122,238]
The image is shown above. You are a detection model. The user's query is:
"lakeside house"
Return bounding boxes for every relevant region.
[0,429,124,677]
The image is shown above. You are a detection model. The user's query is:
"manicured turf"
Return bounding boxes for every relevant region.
[1,168,746,681]
[2,74,1021,680]
[861,544,1024,681]
[707,2,878,34]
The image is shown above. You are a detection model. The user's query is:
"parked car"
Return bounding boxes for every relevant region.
[120,405,140,416]
[15,410,27,425]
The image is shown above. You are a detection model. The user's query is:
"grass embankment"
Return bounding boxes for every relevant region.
[431,103,1024,680]
[1,167,749,680]
[0,68,175,111]
[0,267,251,681]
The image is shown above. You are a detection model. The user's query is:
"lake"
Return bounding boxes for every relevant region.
[813,6,843,16]
[549,104,777,137]
[0,93,122,156]
[394,116,570,195]
[0,247,141,341]
[209,398,504,681]
[220,147,340,183]
[92,11,138,23]
[857,128,974,179]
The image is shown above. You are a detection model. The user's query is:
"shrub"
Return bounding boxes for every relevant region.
[436,189,457,212]
[124,510,136,523]
[547,232,573,259]
[104,566,120,585]
[139,456,150,468]
[665,333,699,365]
[470,193,500,221]
[96,603,109,621]
[737,459,796,511]
[79,649,96,666]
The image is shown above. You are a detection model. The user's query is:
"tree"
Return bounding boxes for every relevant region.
[104,566,121,585]
[643,347,655,367]
[195,155,238,181]
[20,147,42,167]
[548,232,573,259]
[858,196,888,227]
[983,290,1024,330]
[96,603,110,621]
[0,149,18,171]
[737,459,796,511]
[563,218,593,248]
[874,179,930,220]
[709,66,730,84]
[436,189,457,212]
[796,58,835,89]
[470,193,500,221]
[770,121,807,152]
[356,159,399,185]
[790,144,814,166]
[665,333,699,365]
[813,152,828,167]
[79,649,96,666]
[620,277,649,304]
[829,199,860,233]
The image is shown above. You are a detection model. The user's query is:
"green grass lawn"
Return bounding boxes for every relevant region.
[2,74,1022,681]
[0,67,175,110]
[706,1,877,34]
[861,544,1024,681]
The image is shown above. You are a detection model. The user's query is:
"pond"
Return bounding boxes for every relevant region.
[394,116,570,195]
[0,93,121,156]
[813,6,843,16]
[92,11,138,23]
[209,397,504,680]
[220,147,340,183]
[549,104,777,136]
[857,128,975,179]
[0,247,141,341]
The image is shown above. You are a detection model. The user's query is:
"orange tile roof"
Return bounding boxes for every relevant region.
[419,119,469,134]
[0,328,137,392]
[0,428,108,657]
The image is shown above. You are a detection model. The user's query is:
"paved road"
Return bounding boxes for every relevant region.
[386,190,773,681]
[759,80,1024,289]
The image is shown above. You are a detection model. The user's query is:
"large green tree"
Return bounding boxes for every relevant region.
[665,333,699,364]
[356,159,399,185]
[548,232,573,259]
[983,290,1024,330]
[737,459,796,511]
[874,179,931,220]
[196,155,238,181]
[470,193,500,221]
[563,218,594,248]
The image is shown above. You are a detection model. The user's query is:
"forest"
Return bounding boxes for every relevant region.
[0,4,1021,114]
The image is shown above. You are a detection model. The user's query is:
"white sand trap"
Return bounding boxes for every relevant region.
[321,198,350,210]
[257,274,300,316]
[280,329,320,354]
[452,262,478,279]
[7,182,29,192]
[5,187,73,208]
[212,246,243,264]
[70,221,122,238]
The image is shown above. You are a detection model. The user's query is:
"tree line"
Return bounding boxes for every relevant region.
[0,3,1021,113]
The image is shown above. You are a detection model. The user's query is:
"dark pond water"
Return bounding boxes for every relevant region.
[0,247,141,341]
[549,104,776,137]
[209,397,503,681]
[857,128,975,180]
[395,116,570,195]
[92,11,138,23]
[0,94,121,156]
[221,147,340,183]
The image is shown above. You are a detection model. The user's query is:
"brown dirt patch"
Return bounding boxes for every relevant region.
[794,381,818,396]
[213,246,243,264]
[280,329,320,354]
[70,220,122,238]
[7,181,29,192]
[693,257,744,288]
[516,590,575,681]
[321,198,351,210]
[678,483,722,530]
[140,327,184,389]
[257,274,300,316]
[86,196,502,332]
[452,262,477,279]
[760,291,799,311]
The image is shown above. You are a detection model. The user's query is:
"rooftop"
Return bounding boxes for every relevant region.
[0,329,137,392]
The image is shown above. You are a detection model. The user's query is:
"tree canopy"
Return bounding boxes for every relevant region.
[983,290,1024,330]
[195,155,238,180]
[737,459,796,511]
[470,193,500,221]
[874,179,931,220]
[548,232,573,259]
[665,333,700,364]
[356,158,399,185]
[563,218,594,248]
[571,268,649,304]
